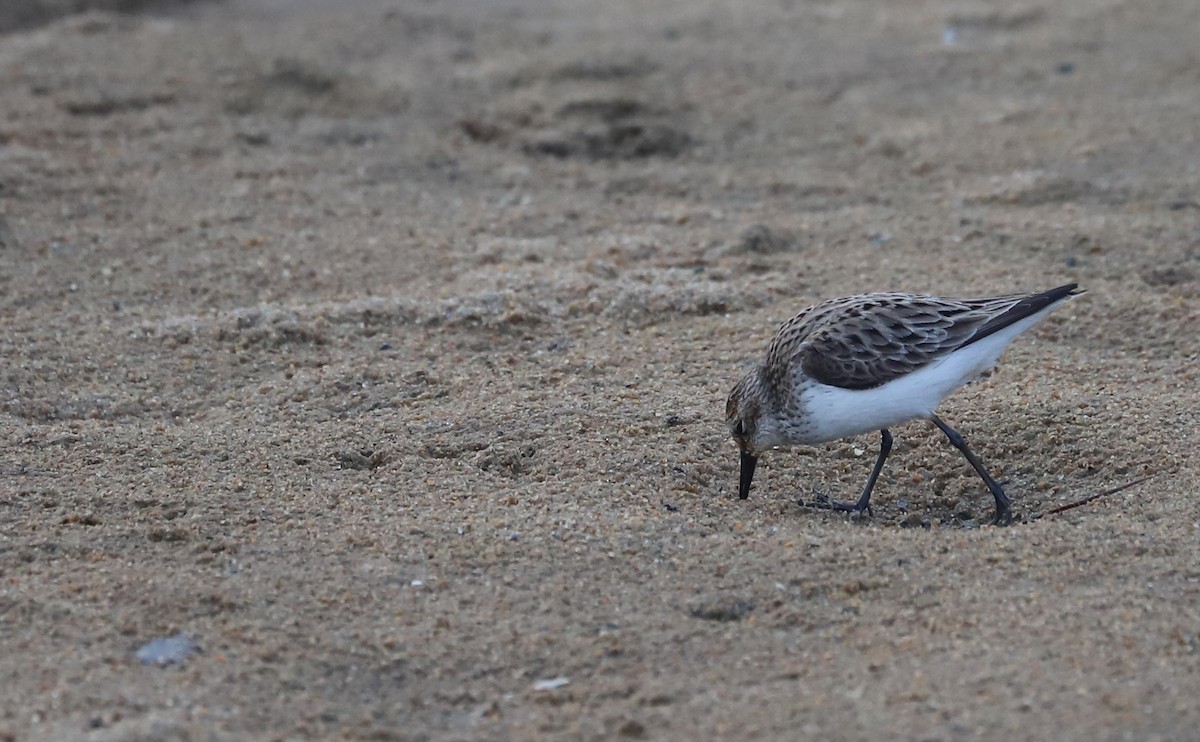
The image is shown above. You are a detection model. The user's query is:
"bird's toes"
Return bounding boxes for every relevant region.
[797,489,829,509]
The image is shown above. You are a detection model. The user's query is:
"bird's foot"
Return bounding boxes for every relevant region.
[802,491,873,519]
[989,506,1014,527]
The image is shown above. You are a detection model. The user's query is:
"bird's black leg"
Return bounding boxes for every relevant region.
[931,414,1012,526]
[810,429,892,518]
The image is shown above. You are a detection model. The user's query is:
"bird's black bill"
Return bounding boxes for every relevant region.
[738,452,758,499]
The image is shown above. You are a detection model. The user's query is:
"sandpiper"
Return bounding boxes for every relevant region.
[725,283,1082,525]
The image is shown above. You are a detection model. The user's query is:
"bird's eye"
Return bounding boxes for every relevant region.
[733,420,745,436]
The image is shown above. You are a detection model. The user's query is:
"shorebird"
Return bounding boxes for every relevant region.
[725,283,1082,525]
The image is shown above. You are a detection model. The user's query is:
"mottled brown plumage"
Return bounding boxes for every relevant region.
[726,284,1082,524]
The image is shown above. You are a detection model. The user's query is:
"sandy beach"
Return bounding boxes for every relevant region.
[1,0,1198,739]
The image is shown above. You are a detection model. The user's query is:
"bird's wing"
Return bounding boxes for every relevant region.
[796,295,999,390]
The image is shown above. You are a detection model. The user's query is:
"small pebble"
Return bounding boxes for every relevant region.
[136,633,199,666]
[532,676,570,691]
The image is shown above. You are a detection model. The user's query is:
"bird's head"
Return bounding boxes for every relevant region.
[726,374,763,500]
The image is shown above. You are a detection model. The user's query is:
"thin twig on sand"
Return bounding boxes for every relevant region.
[1032,476,1153,519]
